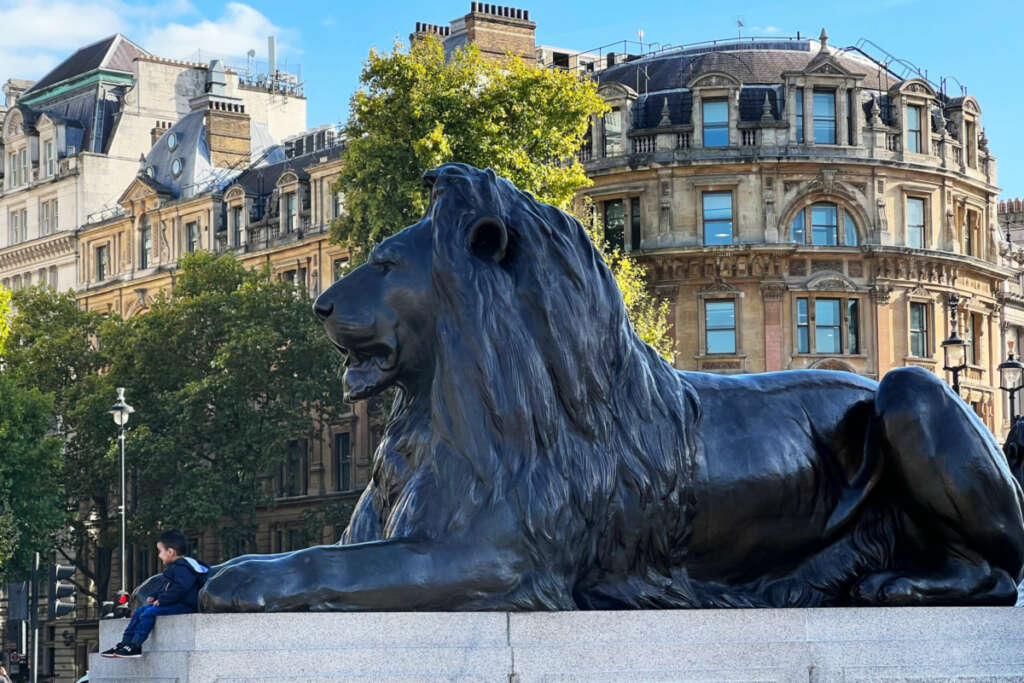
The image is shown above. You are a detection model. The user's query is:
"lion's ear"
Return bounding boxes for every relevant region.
[468,217,508,263]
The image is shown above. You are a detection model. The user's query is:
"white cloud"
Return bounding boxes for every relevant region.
[142,2,298,62]
[750,25,782,35]
[0,0,298,81]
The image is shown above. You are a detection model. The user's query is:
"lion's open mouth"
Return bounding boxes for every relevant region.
[335,337,399,401]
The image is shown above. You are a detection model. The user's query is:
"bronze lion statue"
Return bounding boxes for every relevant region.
[196,163,1024,611]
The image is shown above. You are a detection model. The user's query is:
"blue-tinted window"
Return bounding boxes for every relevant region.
[906,105,922,153]
[844,211,858,246]
[813,91,836,144]
[795,88,804,143]
[603,199,625,250]
[705,300,736,354]
[910,302,929,357]
[703,100,729,147]
[796,298,809,353]
[907,197,925,248]
[702,192,733,245]
[815,299,841,353]
[811,204,838,245]
[790,209,805,243]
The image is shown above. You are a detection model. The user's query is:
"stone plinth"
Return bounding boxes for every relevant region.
[89,607,1024,682]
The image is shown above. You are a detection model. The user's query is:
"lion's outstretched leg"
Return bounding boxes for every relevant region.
[857,366,1024,606]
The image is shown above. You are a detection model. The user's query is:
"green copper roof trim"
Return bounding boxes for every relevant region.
[19,69,135,105]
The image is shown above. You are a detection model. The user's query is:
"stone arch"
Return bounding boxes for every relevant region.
[808,357,857,373]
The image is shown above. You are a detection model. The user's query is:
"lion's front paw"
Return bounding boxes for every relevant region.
[200,562,275,613]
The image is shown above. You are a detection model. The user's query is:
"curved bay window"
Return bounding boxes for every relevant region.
[789,202,860,246]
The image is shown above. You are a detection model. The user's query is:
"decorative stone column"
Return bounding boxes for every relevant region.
[761,283,787,372]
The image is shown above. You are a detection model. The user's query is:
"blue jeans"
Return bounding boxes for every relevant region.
[121,603,192,646]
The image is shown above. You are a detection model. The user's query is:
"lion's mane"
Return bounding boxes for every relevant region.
[344,163,705,609]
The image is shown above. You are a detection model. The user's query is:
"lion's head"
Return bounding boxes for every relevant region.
[315,163,696,546]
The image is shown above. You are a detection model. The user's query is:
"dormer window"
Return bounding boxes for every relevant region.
[44,140,55,177]
[603,107,623,157]
[813,90,836,144]
[702,100,729,147]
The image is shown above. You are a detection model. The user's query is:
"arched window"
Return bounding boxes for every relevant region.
[789,202,860,246]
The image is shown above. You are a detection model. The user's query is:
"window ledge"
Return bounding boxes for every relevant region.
[793,353,868,359]
[903,355,938,366]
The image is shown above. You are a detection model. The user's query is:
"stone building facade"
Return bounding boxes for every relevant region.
[0,34,306,300]
[572,32,1020,435]
[410,6,1021,435]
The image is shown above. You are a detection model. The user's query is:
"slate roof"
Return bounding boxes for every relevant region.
[23,34,149,97]
[598,41,900,94]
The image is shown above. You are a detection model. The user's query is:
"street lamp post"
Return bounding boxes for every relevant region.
[942,294,969,397]
[108,388,134,595]
[999,341,1024,426]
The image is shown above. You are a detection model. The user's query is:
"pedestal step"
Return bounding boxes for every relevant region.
[89,607,1024,682]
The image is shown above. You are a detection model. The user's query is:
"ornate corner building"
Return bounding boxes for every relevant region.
[566,32,1022,436]
[410,8,1024,437]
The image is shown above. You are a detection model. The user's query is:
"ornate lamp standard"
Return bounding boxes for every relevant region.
[942,294,969,397]
[998,341,1024,425]
[108,388,134,596]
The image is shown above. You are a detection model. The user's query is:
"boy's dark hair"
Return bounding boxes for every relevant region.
[158,529,189,556]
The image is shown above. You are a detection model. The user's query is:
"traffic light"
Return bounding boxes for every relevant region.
[47,564,76,620]
[114,590,132,618]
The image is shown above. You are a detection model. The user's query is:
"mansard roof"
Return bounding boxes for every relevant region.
[22,34,149,98]
[596,40,900,93]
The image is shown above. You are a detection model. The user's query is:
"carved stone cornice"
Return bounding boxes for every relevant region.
[0,232,76,272]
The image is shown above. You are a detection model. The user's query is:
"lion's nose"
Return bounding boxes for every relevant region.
[312,296,333,320]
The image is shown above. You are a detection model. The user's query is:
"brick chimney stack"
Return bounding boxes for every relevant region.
[188,60,251,169]
[463,3,536,64]
[412,4,536,65]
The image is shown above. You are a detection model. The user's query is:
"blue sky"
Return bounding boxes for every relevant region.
[4,0,1024,196]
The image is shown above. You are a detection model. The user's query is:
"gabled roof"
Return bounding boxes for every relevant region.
[118,173,175,205]
[22,34,149,97]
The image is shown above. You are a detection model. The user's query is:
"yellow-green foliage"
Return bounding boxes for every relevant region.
[0,287,10,356]
[331,36,608,265]
[581,217,675,362]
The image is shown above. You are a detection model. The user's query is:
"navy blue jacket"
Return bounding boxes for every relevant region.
[154,557,210,609]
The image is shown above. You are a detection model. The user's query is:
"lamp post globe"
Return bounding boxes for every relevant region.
[108,388,134,595]
[942,294,968,397]
[998,342,1024,425]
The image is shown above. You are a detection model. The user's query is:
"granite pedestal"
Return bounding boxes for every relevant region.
[89,607,1024,682]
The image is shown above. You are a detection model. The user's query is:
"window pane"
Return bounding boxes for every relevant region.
[705,301,735,329]
[707,330,736,354]
[790,209,805,242]
[604,199,624,250]
[847,299,860,354]
[813,91,836,144]
[907,198,925,248]
[705,301,736,354]
[703,193,732,220]
[703,100,729,147]
[795,89,804,143]
[815,298,840,326]
[844,211,858,246]
[815,299,841,354]
[703,100,728,124]
[797,298,808,324]
[604,108,623,156]
[816,326,841,353]
[798,327,810,354]
[811,204,838,246]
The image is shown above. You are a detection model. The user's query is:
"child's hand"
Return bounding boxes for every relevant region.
[153,599,160,606]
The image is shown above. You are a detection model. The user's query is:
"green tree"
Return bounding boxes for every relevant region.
[101,253,348,554]
[0,375,64,581]
[2,286,115,594]
[1,255,348,595]
[331,36,607,264]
